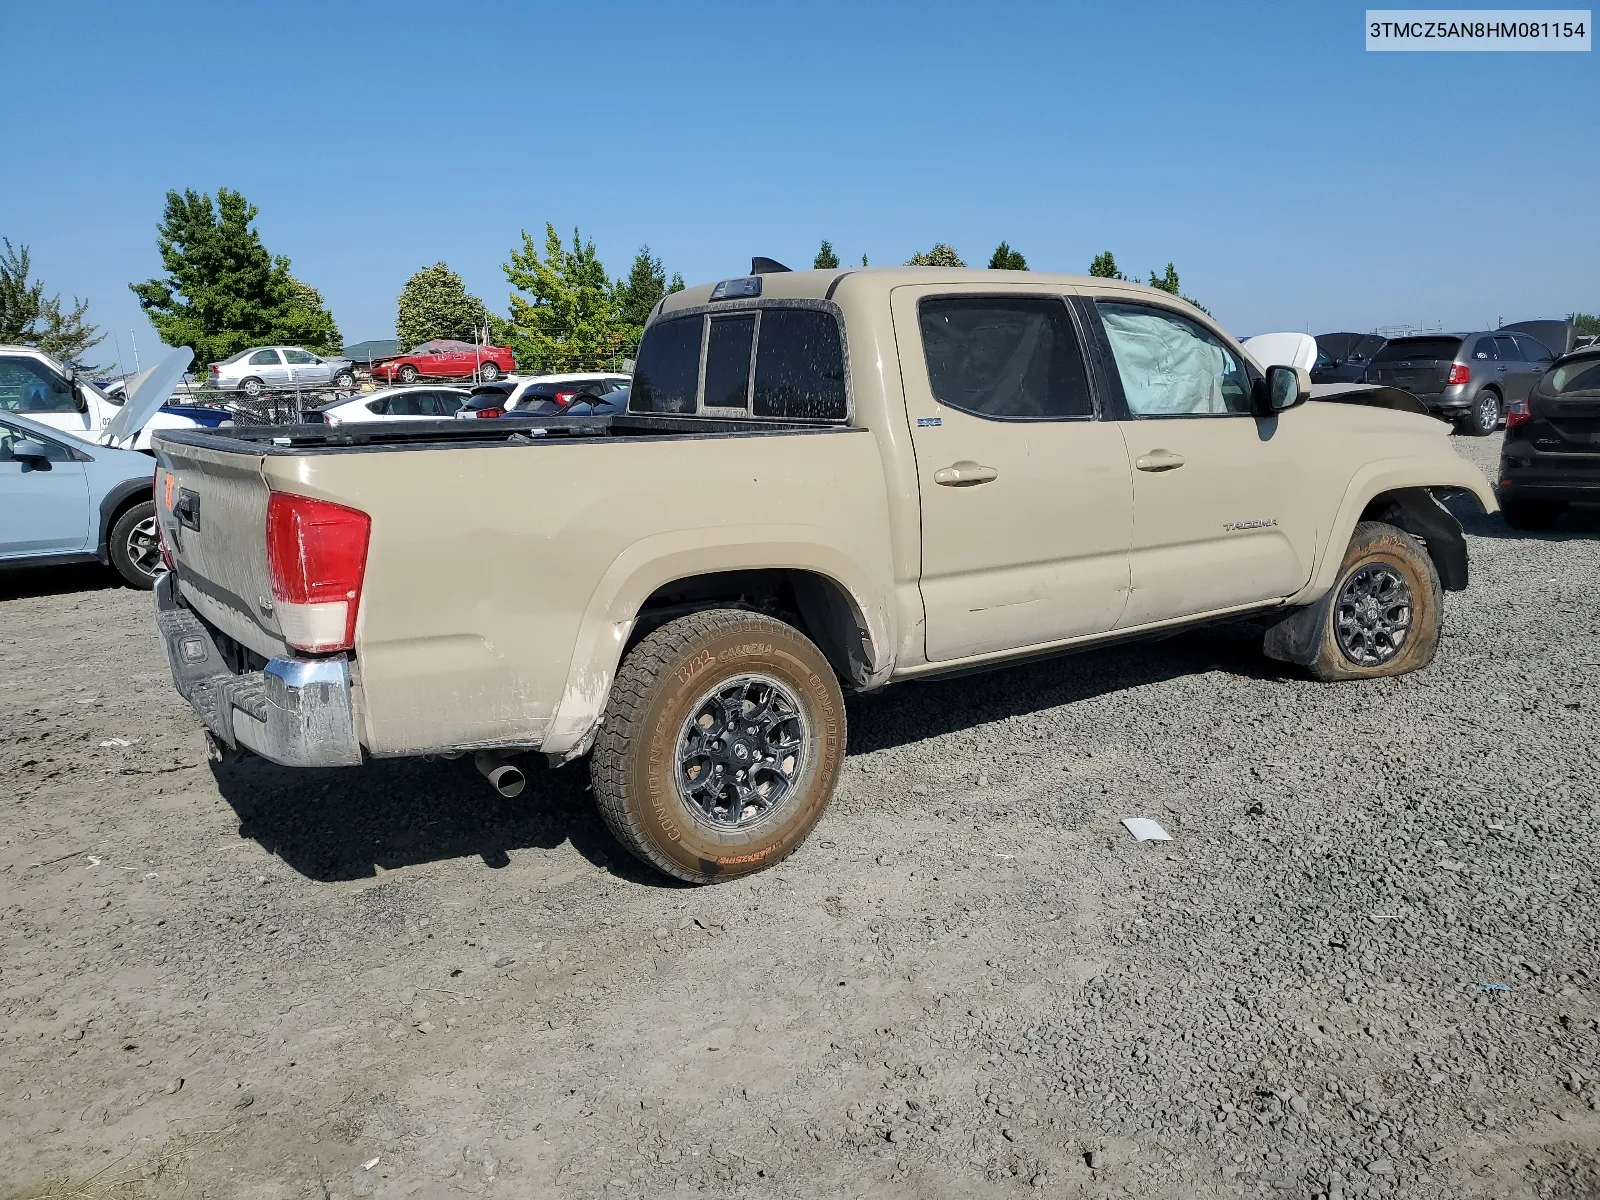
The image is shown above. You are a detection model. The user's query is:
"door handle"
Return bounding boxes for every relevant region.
[1134,449,1186,473]
[933,461,999,487]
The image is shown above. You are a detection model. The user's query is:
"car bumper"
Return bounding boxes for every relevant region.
[1497,452,1600,501]
[154,572,363,767]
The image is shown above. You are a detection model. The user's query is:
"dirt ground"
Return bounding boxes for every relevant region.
[5,433,1600,1200]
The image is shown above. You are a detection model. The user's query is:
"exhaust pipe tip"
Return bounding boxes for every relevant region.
[474,751,526,799]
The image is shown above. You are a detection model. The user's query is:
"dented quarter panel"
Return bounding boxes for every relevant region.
[255,427,895,758]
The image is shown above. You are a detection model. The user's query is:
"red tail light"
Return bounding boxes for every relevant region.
[153,469,175,572]
[1447,363,1470,386]
[554,391,576,406]
[265,493,371,653]
[1506,397,1531,430]
[208,364,219,376]
[477,406,505,419]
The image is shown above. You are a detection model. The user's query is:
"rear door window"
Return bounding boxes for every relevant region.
[1515,335,1554,363]
[918,296,1093,419]
[630,316,703,414]
[703,315,756,410]
[752,308,847,420]
[248,349,282,366]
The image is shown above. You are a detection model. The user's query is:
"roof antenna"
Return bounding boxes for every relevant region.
[751,257,791,275]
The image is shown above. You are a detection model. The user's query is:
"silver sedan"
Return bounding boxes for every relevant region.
[207,347,357,396]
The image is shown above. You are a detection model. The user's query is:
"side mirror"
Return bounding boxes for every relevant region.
[1262,364,1311,415]
[12,438,53,466]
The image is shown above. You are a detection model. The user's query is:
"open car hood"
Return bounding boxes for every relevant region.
[1308,382,1430,415]
[100,347,194,446]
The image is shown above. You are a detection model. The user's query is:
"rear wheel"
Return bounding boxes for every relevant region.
[1462,389,1500,436]
[240,377,264,398]
[1307,521,1442,681]
[1501,498,1564,530]
[397,364,419,385]
[477,362,501,383]
[591,610,847,883]
[108,501,161,589]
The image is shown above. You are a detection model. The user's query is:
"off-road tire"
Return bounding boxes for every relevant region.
[108,500,160,589]
[591,610,847,883]
[397,365,419,385]
[1501,498,1564,531]
[1463,389,1500,437]
[1308,520,1442,681]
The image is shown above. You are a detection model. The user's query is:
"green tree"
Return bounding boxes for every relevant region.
[1146,261,1209,314]
[907,243,965,267]
[1088,250,1125,280]
[613,246,667,356]
[861,253,869,267]
[1570,312,1600,337]
[502,224,624,372]
[813,240,840,270]
[987,241,1028,271]
[130,188,341,364]
[668,272,685,295]
[395,262,490,350]
[0,238,105,371]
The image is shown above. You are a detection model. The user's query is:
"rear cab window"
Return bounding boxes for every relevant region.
[630,304,848,421]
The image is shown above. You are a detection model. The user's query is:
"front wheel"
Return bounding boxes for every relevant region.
[1306,520,1442,681]
[591,610,847,883]
[333,370,356,390]
[477,362,501,383]
[109,501,161,589]
[397,365,419,385]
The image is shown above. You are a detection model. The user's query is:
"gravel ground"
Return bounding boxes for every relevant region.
[5,432,1600,1200]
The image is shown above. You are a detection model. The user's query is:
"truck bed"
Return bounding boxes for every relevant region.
[150,413,893,761]
[153,412,849,456]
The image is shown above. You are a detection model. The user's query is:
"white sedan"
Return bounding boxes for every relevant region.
[311,386,471,426]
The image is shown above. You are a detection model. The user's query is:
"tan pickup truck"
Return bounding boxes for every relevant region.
[151,266,1495,882]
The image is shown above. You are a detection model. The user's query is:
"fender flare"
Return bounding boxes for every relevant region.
[96,478,154,563]
[540,526,896,757]
[1297,457,1495,602]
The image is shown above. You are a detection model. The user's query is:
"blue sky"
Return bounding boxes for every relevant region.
[4,0,1595,371]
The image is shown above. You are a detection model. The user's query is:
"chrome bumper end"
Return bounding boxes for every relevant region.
[154,572,363,768]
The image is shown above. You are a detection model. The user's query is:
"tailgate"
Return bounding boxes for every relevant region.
[1368,360,1451,394]
[1532,394,1600,450]
[153,437,289,660]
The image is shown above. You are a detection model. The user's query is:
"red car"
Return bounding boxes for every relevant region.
[371,340,516,385]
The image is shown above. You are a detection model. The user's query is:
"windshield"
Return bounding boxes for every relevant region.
[1372,338,1461,363]
[1551,356,1600,395]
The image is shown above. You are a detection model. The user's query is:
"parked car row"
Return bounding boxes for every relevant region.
[1310,320,1580,437]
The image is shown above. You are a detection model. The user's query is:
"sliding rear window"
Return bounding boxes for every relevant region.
[629,305,848,420]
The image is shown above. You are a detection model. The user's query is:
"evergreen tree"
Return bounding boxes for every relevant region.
[503,224,624,372]
[861,253,868,267]
[813,240,840,269]
[667,272,685,295]
[612,245,667,358]
[0,238,105,371]
[395,262,490,350]
[1146,262,1209,314]
[130,188,340,363]
[1088,250,1125,280]
[987,241,1028,270]
[906,243,965,267]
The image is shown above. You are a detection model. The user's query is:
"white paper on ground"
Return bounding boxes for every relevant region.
[1121,817,1172,842]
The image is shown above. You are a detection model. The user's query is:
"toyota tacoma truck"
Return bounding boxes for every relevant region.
[149,266,1495,883]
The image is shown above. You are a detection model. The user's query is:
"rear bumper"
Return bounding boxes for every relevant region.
[154,572,363,767]
[1497,454,1600,501]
